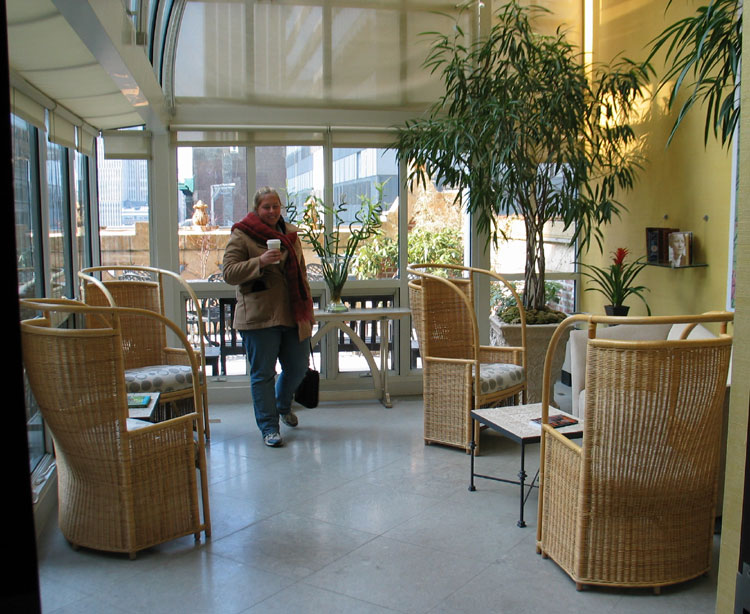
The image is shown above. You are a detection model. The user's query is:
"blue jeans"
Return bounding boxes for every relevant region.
[240,326,310,436]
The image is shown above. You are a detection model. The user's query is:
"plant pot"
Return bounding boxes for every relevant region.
[604,305,630,316]
[490,316,570,406]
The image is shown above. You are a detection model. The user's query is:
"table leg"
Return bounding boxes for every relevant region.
[469,419,477,492]
[518,440,527,528]
[379,317,392,408]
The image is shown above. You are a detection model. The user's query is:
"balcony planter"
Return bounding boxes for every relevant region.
[490,316,570,406]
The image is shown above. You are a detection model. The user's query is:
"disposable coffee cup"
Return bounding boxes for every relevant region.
[267,239,281,263]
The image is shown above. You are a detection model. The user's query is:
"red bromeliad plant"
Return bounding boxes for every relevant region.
[579,248,651,313]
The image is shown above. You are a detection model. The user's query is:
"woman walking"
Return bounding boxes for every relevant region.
[223,187,315,446]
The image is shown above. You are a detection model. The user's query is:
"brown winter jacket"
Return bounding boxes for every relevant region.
[222,221,313,341]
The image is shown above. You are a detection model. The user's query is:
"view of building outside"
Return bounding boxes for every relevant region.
[96,137,150,270]
[176,146,247,280]
[404,172,464,273]
[176,145,401,282]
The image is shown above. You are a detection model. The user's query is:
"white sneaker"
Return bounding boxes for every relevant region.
[263,432,283,447]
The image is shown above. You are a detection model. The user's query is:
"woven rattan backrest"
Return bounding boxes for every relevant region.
[83,280,167,369]
[581,335,732,528]
[21,319,128,461]
[409,273,476,360]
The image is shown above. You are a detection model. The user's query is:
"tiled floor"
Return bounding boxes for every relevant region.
[37,390,719,613]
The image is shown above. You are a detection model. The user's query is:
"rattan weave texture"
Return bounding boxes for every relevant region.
[408,265,527,453]
[536,313,733,591]
[79,266,211,438]
[21,299,211,558]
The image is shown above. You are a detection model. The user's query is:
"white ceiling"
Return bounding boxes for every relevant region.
[6,0,161,131]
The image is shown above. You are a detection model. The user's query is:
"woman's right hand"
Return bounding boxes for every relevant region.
[259,249,282,267]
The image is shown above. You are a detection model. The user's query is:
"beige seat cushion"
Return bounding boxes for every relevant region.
[125,365,193,394]
[478,363,525,395]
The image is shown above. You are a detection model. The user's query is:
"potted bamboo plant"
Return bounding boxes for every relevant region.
[288,185,384,312]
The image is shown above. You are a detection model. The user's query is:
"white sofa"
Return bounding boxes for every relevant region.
[569,321,729,419]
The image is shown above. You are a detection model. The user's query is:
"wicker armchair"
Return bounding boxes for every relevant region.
[20,298,211,558]
[408,264,527,453]
[536,312,733,592]
[79,266,211,439]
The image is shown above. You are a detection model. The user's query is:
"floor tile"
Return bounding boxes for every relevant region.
[36,392,719,614]
[305,536,490,614]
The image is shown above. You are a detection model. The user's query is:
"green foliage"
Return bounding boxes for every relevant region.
[393,0,650,311]
[351,227,463,279]
[491,280,564,322]
[352,236,398,279]
[647,0,741,147]
[288,184,385,292]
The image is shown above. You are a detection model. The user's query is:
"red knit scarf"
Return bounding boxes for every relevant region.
[232,212,314,325]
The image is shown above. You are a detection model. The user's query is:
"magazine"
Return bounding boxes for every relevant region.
[529,414,578,428]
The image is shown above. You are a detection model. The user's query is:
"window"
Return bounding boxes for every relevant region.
[96,137,150,270]
[74,151,93,271]
[490,218,577,315]
[46,141,72,298]
[13,114,46,471]
[177,146,248,280]
[13,115,42,302]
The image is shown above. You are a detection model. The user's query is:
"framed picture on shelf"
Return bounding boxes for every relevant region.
[668,231,692,267]
[646,227,678,263]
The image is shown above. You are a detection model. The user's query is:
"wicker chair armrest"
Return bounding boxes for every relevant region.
[479,346,523,365]
[126,411,199,436]
[424,356,474,365]
[542,425,582,453]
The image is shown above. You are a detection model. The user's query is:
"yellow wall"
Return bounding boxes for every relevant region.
[580,0,733,319]
[586,2,748,611]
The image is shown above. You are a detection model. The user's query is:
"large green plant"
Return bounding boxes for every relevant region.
[352,227,463,279]
[393,1,650,312]
[648,0,741,146]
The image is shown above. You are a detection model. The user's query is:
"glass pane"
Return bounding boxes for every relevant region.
[331,8,399,103]
[257,145,324,273]
[177,146,248,280]
[12,115,46,471]
[490,217,577,314]
[74,151,91,271]
[405,170,464,271]
[173,1,463,106]
[97,137,150,272]
[46,141,71,298]
[12,115,42,302]
[333,147,399,281]
[406,170,465,369]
